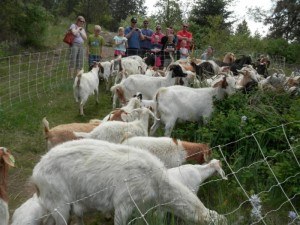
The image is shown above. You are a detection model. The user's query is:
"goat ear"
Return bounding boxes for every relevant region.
[120,112,128,122]
[99,63,104,73]
[3,152,15,167]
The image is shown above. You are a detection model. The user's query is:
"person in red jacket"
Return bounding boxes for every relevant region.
[176,23,193,60]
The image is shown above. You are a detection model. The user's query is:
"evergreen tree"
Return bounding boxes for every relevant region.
[265,0,300,43]
[235,19,251,36]
[189,0,234,30]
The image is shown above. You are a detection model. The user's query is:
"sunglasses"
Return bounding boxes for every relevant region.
[183,26,188,28]
[132,21,137,23]
[156,28,161,30]
[79,20,85,23]
[144,22,149,24]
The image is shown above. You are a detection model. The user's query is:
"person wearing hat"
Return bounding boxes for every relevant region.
[69,16,87,78]
[125,17,144,56]
[140,19,153,56]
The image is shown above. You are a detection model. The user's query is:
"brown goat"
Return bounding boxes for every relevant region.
[0,147,15,225]
[42,117,100,150]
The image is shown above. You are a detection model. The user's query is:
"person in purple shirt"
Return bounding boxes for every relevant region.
[125,17,144,56]
[140,19,153,57]
[69,16,87,78]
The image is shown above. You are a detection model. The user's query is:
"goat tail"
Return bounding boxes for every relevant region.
[42,117,50,135]
[76,69,83,87]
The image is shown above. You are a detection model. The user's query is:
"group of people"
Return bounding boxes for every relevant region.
[67,15,214,77]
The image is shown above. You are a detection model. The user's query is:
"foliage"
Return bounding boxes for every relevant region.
[153,0,183,27]
[172,88,300,223]
[235,19,251,37]
[189,0,234,31]
[266,38,300,64]
[265,0,300,43]
[11,3,53,47]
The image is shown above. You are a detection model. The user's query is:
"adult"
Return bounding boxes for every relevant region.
[69,15,87,78]
[150,25,165,68]
[176,23,193,60]
[125,17,144,56]
[201,46,214,61]
[87,25,105,69]
[140,19,153,57]
[150,25,165,45]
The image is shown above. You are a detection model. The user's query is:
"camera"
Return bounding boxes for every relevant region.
[136,28,139,31]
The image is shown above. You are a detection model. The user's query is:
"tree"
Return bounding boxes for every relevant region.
[153,0,183,28]
[109,0,146,31]
[189,0,234,31]
[235,19,251,36]
[265,0,300,43]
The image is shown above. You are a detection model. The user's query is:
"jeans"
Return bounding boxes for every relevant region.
[89,54,101,67]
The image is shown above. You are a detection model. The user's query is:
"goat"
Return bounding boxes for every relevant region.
[42,117,100,150]
[167,159,228,194]
[75,107,159,144]
[113,56,148,84]
[101,96,141,122]
[150,76,236,136]
[133,92,156,112]
[98,60,116,92]
[110,64,187,108]
[31,139,227,225]
[11,194,46,225]
[0,147,15,225]
[121,136,211,168]
[73,61,101,116]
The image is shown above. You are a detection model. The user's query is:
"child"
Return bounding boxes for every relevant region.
[113,27,128,57]
[163,34,176,68]
[150,35,162,68]
[87,25,105,68]
[179,39,189,60]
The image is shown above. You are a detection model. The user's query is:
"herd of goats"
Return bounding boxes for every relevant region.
[0,52,299,225]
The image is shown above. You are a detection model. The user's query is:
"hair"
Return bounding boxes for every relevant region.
[77,15,85,22]
[118,27,124,32]
[94,25,101,31]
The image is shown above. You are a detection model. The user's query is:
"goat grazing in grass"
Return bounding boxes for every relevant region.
[150,76,236,136]
[122,136,211,168]
[167,159,228,194]
[31,139,227,225]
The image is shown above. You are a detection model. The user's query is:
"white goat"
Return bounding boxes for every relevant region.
[121,136,211,168]
[150,76,236,136]
[31,139,227,225]
[110,64,187,108]
[98,60,115,91]
[114,56,148,84]
[75,107,159,144]
[73,62,100,116]
[0,147,15,225]
[11,194,46,225]
[167,159,228,194]
[101,96,141,122]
